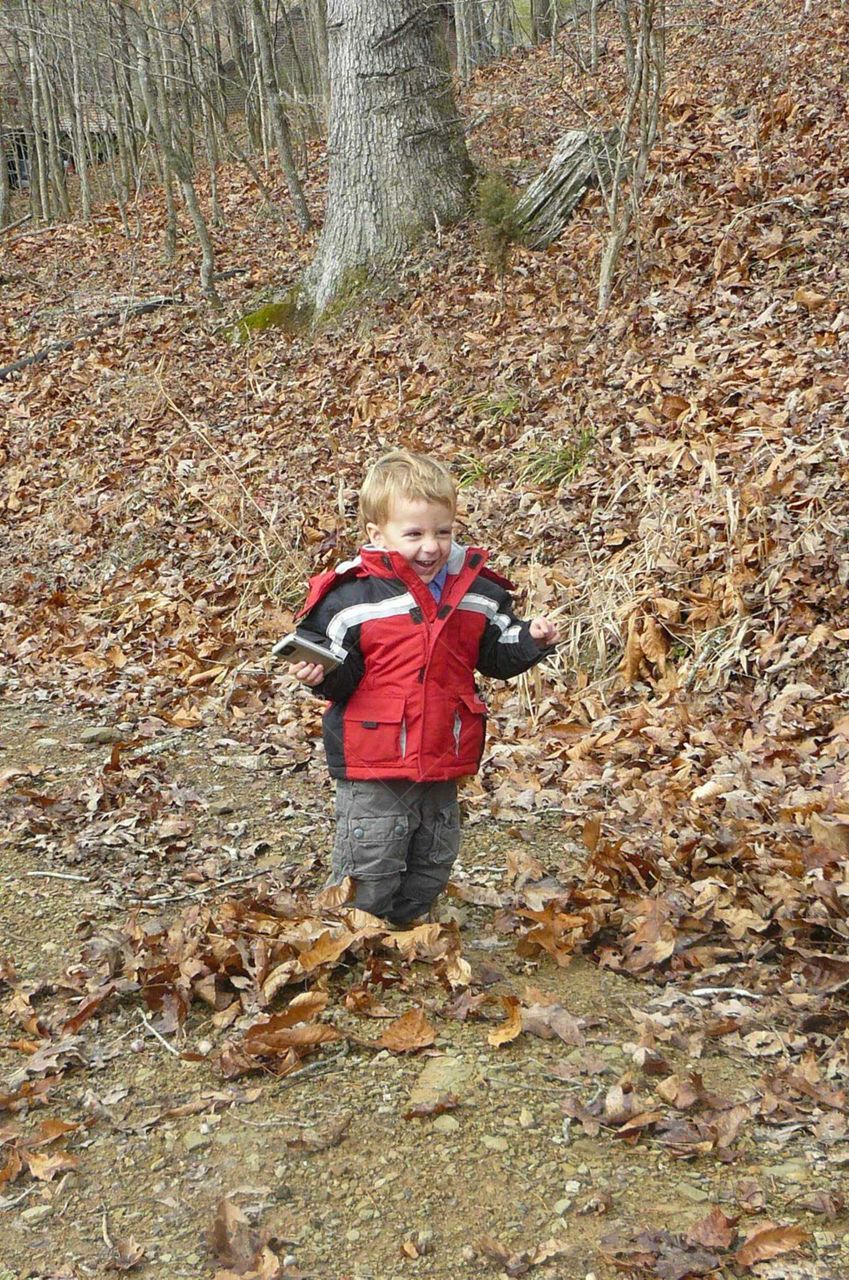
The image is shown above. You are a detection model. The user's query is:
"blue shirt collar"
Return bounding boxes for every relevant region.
[427,564,449,601]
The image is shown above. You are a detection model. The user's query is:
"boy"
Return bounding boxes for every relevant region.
[289,450,559,927]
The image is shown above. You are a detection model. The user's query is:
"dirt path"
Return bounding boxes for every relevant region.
[1,701,846,1280]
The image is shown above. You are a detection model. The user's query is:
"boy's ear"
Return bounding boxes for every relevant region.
[365,522,383,546]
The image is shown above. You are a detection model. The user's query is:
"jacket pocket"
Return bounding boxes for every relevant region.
[452,691,487,764]
[342,694,407,772]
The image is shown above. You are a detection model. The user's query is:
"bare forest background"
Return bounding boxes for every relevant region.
[0,0,663,310]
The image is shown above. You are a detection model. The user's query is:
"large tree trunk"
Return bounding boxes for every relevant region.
[303,0,472,316]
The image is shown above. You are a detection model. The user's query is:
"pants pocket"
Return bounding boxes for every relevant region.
[428,804,461,866]
[345,812,410,879]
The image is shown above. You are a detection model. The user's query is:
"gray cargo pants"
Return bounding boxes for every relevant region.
[330,779,460,926]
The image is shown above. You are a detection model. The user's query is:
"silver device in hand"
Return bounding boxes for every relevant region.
[272,633,342,671]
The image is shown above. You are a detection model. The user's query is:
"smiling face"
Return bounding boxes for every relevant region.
[366,496,455,584]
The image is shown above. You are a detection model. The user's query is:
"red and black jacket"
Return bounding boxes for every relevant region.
[295,542,548,782]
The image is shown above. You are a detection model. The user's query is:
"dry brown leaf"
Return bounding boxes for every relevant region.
[0,1146,23,1187]
[382,922,443,959]
[107,1236,147,1272]
[209,1198,257,1269]
[794,287,828,311]
[24,1147,79,1181]
[377,1008,436,1053]
[620,614,643,686]
[285,1111,351,1151]
[582,816,601,851]
[641,615,668,672]
[296,929,358,972]
[734,1223,810,1268]
[403,1093,461,1120]
[809,813,849,856]
[29,1118,80,1146]
[684,1207,737,1249]
[521,1002,585,1046]
[312,878,354,910]
[506,848,545,885]
[488,995,523,1047]
[243,1019,339,1057]
[442,948,472,989]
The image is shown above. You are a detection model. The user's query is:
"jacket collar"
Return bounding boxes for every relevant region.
[297,541,512,619]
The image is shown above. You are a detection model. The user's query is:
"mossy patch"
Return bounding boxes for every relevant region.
[314,265,374,330]
[231,268,376,343]
[231,288,313,343]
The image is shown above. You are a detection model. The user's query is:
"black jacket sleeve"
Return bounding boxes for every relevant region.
[295,596,365,704]
[475,588,553,680]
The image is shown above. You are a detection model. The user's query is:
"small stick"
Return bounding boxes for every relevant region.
[131,870,268,906]
[0,1184,38,1210]
[26,870,91,882]
[0,211,33,235]
[138,1011,180,1057]
[688,987,764,1000]
[0,295,182,383]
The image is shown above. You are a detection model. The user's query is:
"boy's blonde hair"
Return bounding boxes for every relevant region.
[359,450,457,530]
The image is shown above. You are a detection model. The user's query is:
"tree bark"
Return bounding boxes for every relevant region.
[455,0,494,82]
[25,4,51,221]
[531,0,557,43]
[303,0,330,122]
[304,0,472,315]
[490,0,517,55]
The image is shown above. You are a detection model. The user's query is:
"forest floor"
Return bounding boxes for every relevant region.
[2,0,848,1276]
[1,701,847,1280]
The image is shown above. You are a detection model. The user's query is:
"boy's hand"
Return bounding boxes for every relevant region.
[289,661,325,687]
[529,617,560,647]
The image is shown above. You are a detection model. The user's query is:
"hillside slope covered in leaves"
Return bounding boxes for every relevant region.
[2,0,847,952]
[1,1,848,1274]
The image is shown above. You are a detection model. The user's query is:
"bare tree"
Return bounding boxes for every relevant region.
[531,0,558,44]
[596,0,665,310]
[0,92,11,229]
[248,0,311,229]
[455,0,495,82]
[67,4,92,220]
[132,3,220,301]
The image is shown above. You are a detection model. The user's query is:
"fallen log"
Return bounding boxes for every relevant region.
[0,295,183,383]
[515,127,619,249]
[0,212,33,237]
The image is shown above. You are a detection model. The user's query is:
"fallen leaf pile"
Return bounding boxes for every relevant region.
[601,1209,810,1279]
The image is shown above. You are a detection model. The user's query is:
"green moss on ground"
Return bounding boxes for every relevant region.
[232,289,313,342]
